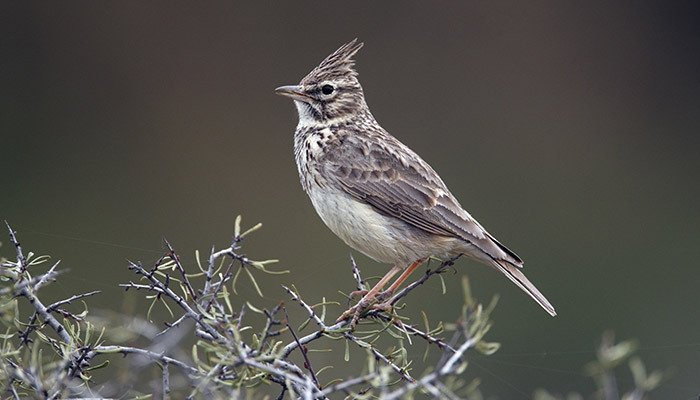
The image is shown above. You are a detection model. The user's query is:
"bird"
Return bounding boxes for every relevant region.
[275,39,556,327]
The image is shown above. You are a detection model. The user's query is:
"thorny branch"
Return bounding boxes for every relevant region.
[1,219,664,399]
[1,219,496,399]
[284,308,321,390]
[162,237,198,302]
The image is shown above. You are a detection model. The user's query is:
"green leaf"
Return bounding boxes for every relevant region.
[250,260,288,275]
[27,254,51,266]
[234,215,243,237]
[85,359,110,371]
[241,222,263,238]
[316,365,333,376]
[421,311,431,362]
[245,301,263,314]
[222,286,233,314]
[195,249,204,273]
[243,266,264,297]
[461,275,474,308]
[161,298,174,318]
[475,340,500,355]
[251,333,260,350]
[0,331,16,340]
[147,298,157,322]
[298,317,311,332]
[231,266,243,295]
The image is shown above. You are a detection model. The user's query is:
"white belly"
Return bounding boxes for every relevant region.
[306,185,454,266]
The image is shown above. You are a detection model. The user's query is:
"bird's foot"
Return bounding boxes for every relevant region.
[337,289,396,329]
[347,289,368,305]
[374,288,395,303]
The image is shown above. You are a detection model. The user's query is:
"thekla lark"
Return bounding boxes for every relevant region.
[276,39,556,325]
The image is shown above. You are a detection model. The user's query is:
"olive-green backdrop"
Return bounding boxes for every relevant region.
[2,2,699,398]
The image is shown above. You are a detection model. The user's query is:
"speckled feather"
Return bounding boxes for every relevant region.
[278,39,556,316]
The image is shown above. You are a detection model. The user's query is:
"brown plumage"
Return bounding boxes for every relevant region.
[276,39,556,325]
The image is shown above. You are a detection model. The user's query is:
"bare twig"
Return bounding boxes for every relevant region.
[162,361,170,400]
[124,260,222,341]
[162,237,198,301]
[284,308,321,391]
[95,345,198,374]
[1,221,500,399]
[260,303,284,345]
[282,285,327,329]
[343,331,414,382]
[47,291,101,312]
[380,333,475,400]
[0,271,59,296]
[202,256,235,313]
[5,221,27,273]
[349,253,364,292]
[15,275,72,346]
[315,371,379,398]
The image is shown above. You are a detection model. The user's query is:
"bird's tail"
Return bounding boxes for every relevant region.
[490,258,557,316]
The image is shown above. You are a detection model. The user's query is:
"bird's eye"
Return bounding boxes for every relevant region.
[321,85,334,95]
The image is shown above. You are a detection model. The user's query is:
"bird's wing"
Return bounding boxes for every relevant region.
[322,132,522,265]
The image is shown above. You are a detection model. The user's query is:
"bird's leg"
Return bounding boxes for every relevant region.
[348,258,425,302]
[375,258,426,302]
[338,264,402,326]
[338,258,428,328]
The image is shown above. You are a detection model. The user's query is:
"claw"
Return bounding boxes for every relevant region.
[337,293,395,329]
[336,263,418,329]
[347,289,368,305]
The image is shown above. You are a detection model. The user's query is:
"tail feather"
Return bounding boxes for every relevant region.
[490,258,557,316]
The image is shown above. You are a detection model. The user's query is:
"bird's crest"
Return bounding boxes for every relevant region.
[301,39,364,85]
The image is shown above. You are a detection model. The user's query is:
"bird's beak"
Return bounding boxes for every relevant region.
[275,85,313,103]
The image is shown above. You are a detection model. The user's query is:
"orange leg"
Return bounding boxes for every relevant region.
[381,258,426,298]
[337,264,401,323]
[337,258,427,327]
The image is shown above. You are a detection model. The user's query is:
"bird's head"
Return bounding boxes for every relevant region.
[276,39,368,126]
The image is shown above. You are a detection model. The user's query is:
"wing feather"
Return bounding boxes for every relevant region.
[322,132,522,264]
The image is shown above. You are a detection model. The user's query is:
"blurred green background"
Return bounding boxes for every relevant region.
[2,2,699,398]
